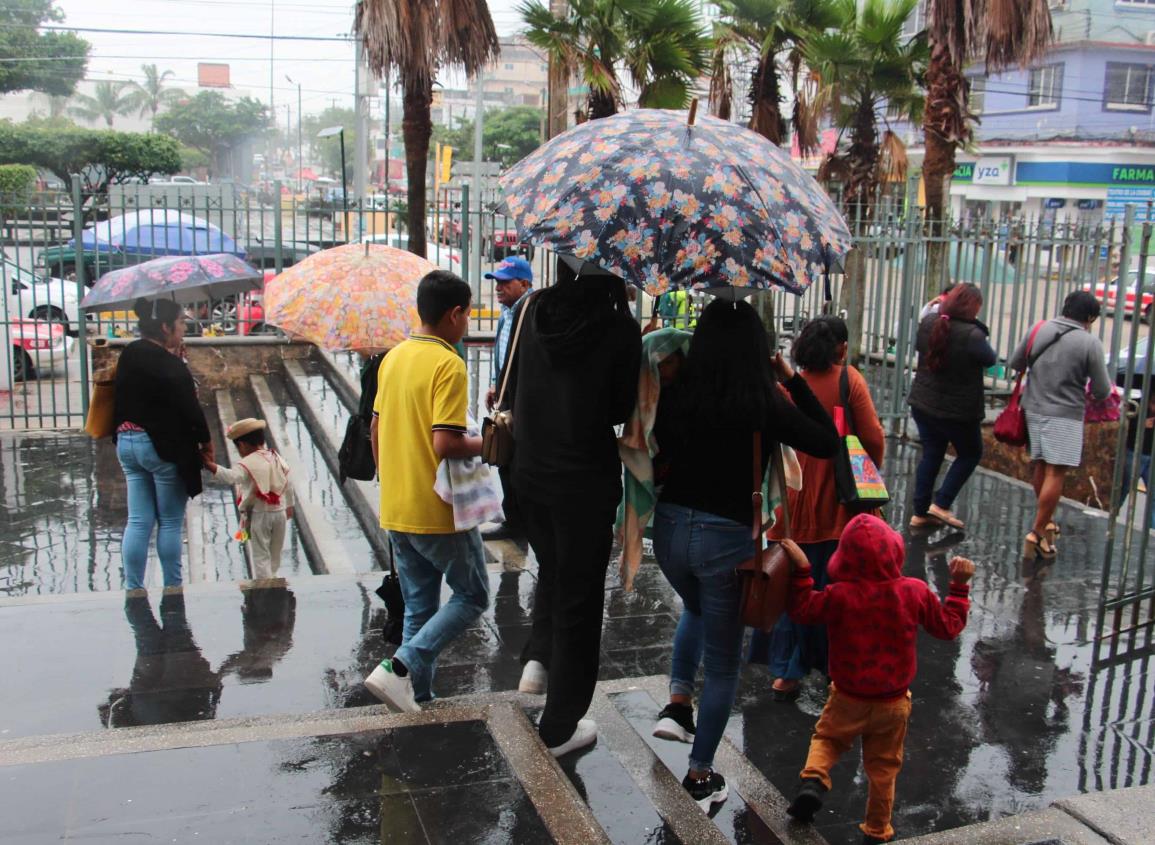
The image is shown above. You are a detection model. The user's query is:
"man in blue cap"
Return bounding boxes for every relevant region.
[482,255,533,541]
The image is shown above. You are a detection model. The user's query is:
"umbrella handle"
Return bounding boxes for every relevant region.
[687,99,699,127]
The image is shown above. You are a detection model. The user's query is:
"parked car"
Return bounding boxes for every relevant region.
[357,233,463,274]
[1085,267,1155,324]
[2,255,82,335]
[209,271,276,336]
[490,228,532,261]
[10,318,74,381]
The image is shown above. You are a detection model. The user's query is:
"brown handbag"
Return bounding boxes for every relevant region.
[481,293,532,467]
[84,362,118,440]
[736,431,792,632]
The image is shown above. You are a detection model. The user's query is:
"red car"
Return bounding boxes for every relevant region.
[1084,267,1154,324]
[209,271,276,336]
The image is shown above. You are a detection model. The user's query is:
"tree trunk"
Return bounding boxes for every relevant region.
[588,87,617,121]
[845,96,878,220]
[402,78,432,259]
[838,247,866,364]
[748,56,785,145]
[921,39,969,301]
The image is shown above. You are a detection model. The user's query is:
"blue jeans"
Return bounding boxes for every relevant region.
[654,502,754,772]
[117,430,188,590]
[910,407,983,516]
[389,529,490,702]
[1120,451,1155,532]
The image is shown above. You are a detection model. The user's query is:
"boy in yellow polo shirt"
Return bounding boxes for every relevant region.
[363,270,490,712]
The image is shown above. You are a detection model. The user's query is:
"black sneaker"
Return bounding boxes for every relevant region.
[682,770,728,811]
[653,702,696,743]
[786,777,827,822]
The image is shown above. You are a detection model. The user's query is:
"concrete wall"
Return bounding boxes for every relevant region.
[90,338,313,393]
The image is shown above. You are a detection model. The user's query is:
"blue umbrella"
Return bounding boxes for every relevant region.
[500,109,851,296]
[74,210,244,257]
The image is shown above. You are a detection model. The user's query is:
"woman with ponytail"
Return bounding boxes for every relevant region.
[113,298,213,589]
[907,283,997,530]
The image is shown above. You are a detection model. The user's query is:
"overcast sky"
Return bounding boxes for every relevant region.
[54,0,528,121]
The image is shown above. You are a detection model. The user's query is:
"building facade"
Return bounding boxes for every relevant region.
[938,0,1155,224]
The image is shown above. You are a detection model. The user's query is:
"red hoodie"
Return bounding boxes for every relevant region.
[788,513,970,701]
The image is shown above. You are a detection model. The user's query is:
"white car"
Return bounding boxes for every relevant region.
[10,318,76,381]
[2,256,82,335]
[356,233,464,274]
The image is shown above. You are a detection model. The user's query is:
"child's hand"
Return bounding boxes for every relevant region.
[780,539,810,572]
[949,557,975,584]
[204,461,218,474]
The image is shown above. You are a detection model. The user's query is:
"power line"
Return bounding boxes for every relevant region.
[32,24,353,42]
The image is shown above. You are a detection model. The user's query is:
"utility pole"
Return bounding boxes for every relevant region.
[354,38,370,213]
[286,75,302,192]
[472,69,486,293]
[547,0,569,139]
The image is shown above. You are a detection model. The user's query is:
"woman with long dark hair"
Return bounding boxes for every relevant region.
[114,298,212,589]
[907,283,997,530]
[505,260,642,757]
[649,298,838,811]
[754,316,886,699]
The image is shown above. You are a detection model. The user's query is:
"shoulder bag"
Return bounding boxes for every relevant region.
[481,293,532,467]
[84,361,118,439]
[834,366,889,511]
[993,321,1073,447]
[736,431,792,632]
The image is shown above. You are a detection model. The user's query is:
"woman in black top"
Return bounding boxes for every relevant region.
[114,298,212,589]
[505,260,642,757]
[649,298,838,811]
[906,283,998,531]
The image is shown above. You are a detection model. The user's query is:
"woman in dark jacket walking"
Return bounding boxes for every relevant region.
[506,261,642,758]
[907,283,998,530]
[114,298,213,589]
[649,299,839,811]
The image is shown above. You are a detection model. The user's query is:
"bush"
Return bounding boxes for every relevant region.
[0,164,38,220]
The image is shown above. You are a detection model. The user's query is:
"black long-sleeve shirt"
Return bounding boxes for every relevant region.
[114,339,211,498]
[655,373,839,526]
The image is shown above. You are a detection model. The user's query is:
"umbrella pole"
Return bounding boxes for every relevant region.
[687,98,698,126]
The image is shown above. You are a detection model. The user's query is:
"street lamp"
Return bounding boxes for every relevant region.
[285,74,302,193]
[317,125,347,218]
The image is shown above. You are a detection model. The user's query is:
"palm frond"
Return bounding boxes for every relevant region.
[876,129,908,183]
[982,0,1052,72]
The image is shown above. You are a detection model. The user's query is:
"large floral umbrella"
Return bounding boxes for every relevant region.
[263,243,432,350]
[80,253,263,311]
[500,109,852,296]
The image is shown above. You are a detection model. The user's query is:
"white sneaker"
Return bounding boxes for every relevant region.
[518,660,548,694]
[364,658,420,713]
[547,718,597,757]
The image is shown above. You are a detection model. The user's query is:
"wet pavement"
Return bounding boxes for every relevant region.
[0,430,1152,843]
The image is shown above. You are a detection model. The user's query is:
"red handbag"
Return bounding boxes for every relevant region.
[994,322,1045,447]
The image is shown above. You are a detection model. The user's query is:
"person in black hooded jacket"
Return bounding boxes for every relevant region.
[504,259,642,756]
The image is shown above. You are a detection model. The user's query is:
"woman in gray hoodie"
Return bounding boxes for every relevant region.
[1008,291,1112,559]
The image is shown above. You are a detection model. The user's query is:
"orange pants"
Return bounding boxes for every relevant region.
[800,686,912,842]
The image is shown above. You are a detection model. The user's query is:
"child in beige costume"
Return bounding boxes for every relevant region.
[205,418,293,579]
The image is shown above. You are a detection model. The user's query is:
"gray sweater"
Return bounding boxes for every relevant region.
[1009,317,1112,421]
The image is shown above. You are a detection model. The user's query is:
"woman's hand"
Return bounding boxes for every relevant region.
[771,351,795,382]
[199,442,215,464]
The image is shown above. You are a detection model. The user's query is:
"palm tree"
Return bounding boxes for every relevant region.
[806,0,927,216]
[922,0,1051,239]
[519,0,709,122]
[355,0,500,259]
[710,0,839,147]
[69,80,133,128]
[125,64,185,126]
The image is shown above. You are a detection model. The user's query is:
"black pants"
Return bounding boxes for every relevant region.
[498,463,523,534]
[518,492,615,747]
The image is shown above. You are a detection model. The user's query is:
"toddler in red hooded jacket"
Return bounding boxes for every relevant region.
[782,513,973,844]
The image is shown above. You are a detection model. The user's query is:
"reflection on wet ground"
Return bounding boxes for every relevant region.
[0,434,1152,844]
[3,722,552,844]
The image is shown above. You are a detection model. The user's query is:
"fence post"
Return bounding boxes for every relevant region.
[72,174,90,419]
[461,183,472,293]
[888,208,919,431]
[273,180,284,275]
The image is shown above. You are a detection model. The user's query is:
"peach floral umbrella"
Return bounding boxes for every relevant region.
[263,243,432,350]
